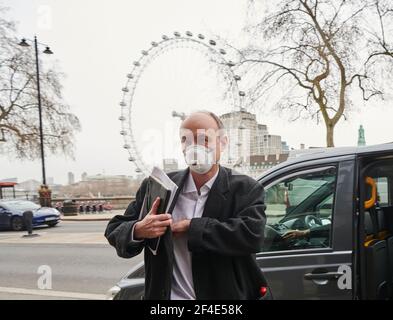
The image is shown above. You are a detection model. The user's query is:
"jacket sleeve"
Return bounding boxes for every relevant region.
[104,178,148,258]
[188,182,266,256]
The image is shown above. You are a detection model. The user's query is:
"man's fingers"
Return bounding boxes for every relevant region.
[154,219,172,228]
[171,223,182,233]
[149,197,161,215]
[153,227,167,236]
[152,213,172,221]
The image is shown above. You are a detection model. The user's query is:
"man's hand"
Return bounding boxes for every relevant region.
[282,229,310,240]
[171,219,191,238]
[133,197,172,239]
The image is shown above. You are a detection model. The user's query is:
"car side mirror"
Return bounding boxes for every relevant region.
[285,182,293,191]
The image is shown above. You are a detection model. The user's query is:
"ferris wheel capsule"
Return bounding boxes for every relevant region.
[239,91,246,97]
[209,40,216,46]
[133,61,141,66]
[151,41,158,47]
[123,144,131,149]
[120,130,127,136]
[186,31,193,37]
[198,34,205,40]
[174,31,181,37]
[135,168,142,173]
[141,50,149,55]
[219,49,226,55]
[127,74,134,79]
[118,116,126,121]
[162,35,169,40]
[128,156,136,162]
[122,87,129,92]
[234,75,241,81]
[119,101,126,107]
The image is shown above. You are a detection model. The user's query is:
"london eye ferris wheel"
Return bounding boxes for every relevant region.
[118,31,246,177]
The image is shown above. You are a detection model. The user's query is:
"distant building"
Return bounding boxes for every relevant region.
[248,154,290,168]
[219,109,290,178]
[288,144,327,160]
[17,179,41,193]
[81,172,88,182]
[68,172,75,185]
[219,109,288,166]
[358,125,366,146]
[163,158,178,173]
[59,174,141,197]
[262,134,283,155]
[282,141,290,153]
[220,109,256,165]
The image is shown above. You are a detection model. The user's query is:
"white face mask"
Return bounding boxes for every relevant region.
[184,144,216,174]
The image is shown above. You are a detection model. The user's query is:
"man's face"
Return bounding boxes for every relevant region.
[179,113,225,163]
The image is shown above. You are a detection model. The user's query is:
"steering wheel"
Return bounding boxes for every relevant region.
[304,214,323,228]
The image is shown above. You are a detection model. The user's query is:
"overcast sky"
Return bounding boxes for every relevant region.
[0,0,392,185]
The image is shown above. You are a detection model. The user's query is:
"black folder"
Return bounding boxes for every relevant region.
[144,175,172,217]
[142,175,172,253]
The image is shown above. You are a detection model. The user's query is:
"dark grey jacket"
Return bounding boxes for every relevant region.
[104,166,267,300]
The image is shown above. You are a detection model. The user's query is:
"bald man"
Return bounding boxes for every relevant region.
[105,111,267,300]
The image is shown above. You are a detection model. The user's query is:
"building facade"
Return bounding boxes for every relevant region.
[219,109,289,175]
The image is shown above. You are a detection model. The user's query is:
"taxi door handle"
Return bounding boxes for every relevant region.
[304,272,344,281]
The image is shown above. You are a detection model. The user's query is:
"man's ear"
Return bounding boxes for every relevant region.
[220,135,228,151]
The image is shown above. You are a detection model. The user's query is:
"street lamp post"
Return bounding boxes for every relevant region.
[19,36,53,207]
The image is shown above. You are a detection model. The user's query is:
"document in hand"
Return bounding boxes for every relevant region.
[140,166,178,255]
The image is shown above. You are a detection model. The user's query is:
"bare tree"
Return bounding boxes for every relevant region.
[365,0,393,72]
[0,7,80,159]
[233,0,392,147]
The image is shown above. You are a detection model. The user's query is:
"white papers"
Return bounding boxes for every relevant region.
[151,166,178,211]
[144,166,178,255]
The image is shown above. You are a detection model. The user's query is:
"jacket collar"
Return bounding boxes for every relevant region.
[183,167,220,194]
[170,166,231,219]
[210,165,230,196]
[169,165,230,196]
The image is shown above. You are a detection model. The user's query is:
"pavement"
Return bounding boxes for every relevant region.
[0,211,127,244]
[0,231,106,244]
[0,220,114,244]
[0,220,143,299]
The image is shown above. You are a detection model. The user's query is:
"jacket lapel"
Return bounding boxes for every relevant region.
[201,166,230,219]
[166,166,230,218]
[167,167,189,213]
[160,168,189,262]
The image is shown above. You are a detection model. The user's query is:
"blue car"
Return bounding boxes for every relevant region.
[0,199,61,231]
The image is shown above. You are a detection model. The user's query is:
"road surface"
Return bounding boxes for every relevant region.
[0,221,143,299]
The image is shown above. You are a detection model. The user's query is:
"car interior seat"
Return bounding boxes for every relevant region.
[378,206,393,299]
[363,177,389,300]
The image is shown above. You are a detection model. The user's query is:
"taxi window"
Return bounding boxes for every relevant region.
[262,166,337,252]
[375,177,389,206]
